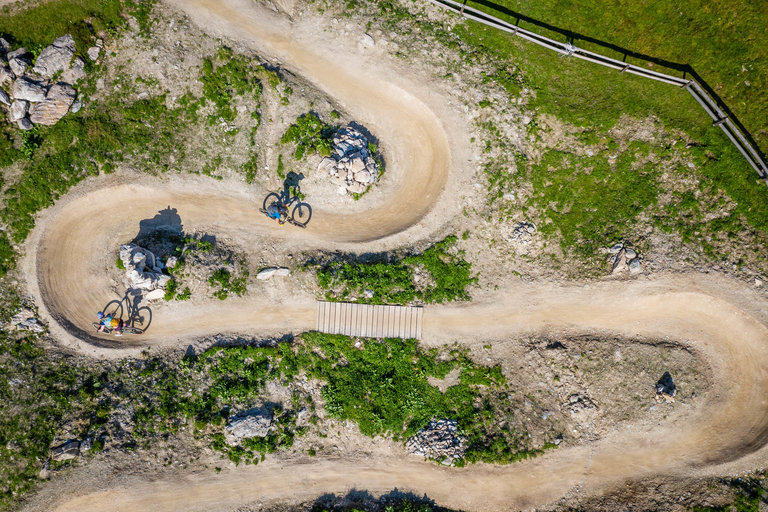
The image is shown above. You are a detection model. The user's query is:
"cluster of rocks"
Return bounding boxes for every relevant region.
[509,221,536,245]
[405,419,467,465]
[608,242,642,275]
[317,126,380,195]
[225,407,273,445]
[8,307,44,333]
[50,435,97,462]
[563,393,597,414]
[0,35,101,130]
[256,267,291,280]
[655,371,676,403]
[119,244,171,301]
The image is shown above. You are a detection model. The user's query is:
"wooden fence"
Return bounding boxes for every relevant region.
[425,0,768,182]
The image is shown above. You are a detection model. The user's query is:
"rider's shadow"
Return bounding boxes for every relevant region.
[282,171,304,197]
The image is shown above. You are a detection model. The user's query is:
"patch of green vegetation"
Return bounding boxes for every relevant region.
[200,47,263,124]
[528,142,660,258]
[176,286,191,301]
[163,277,178,301]
[241,152,258,184]
[281,113,334,160]
[315,236,476,304]
[295,332,552,464]
[0,0,125,56]
[115,257,125,270]
[208,267,248,300]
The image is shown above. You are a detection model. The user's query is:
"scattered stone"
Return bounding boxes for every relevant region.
[318,126,380,195]
[508,221,536,245]
[165,256,178,269]
[359,33,375,48]
[257,267,290,280]
[363,289,374,299]
[9,308,44,332]
[33,34,75,78]
[755,278,763,288]
[29,82,76,125]
[0,89,9,106]
[17,117,33,130]
[406,419,467,464]
[655,371,676,399]
[11,77,47,102]
[564,393,597,414]
[8,57,27,77]
[225,408,272,445]
[9,99,29,122]
[87,46,101,62]
[51,440,80,461]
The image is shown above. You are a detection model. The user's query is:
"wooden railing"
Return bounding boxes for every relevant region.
[425,0,768,182]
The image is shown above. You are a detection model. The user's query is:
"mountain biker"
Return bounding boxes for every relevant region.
[97,311,124,335]
[266,201,287,225]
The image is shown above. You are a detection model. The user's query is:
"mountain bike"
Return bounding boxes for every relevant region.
[260,190,312,228]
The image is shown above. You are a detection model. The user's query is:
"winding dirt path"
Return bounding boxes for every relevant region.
[22,0,768,510]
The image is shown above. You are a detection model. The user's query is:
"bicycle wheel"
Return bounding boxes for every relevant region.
[123,326,144,335]
[290,202,312,227]
[93,322,111,334]
[262,192,281,212]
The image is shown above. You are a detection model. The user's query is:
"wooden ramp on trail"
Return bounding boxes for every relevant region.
[316,301,424,340]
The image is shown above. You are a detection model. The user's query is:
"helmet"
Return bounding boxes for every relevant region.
[97,311,104,319]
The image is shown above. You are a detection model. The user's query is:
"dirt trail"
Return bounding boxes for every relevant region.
[22,0,768,510]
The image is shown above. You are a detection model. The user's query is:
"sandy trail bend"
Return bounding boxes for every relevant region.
[24,0,768,510]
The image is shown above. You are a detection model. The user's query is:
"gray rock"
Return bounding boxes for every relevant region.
[0,89,9,106]
[87,46,101,62]
[225,408,272,444]
[29,82,75,125]
[79,437,93,452]
[257,267,290,280]
[6,47,27,60]
[608,243,624,255]
[0,66,14,85]
[624,248,637,259]
[353,169,372,184]
[406,419,467,464]
[8,57,27,77]
[62,56,86,84]
[611,248,628,274]
[70,99,82,113]
[0,37,8,55]
[359,33,375,48]
[9,99,28,121]
[33,34,75,78]
[629,257,643,274]
[51,440,80,461]
[17,117,33,130]
[12,77,47,102]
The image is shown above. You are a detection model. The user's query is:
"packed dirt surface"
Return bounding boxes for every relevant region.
[20,0,768,510]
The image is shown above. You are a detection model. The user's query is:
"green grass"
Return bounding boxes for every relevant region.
[0,0,125,57]
[463,0,768,155]
[208,267,248,300]
[315,236,476,304]
[200,47,263,124]
[281,112,334,160]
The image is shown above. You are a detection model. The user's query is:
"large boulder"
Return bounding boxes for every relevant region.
[0,66,14,85]
[29,82,76,125]
[6,47,27,60]
[17,117,33,130]
[33,34,75,78]
[8,57,27,77]
[11,77,47,102]
[51,440,80,461]
[225,408,272,445]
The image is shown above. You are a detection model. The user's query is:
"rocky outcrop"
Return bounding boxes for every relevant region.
[317,126,380,195]
[32,35,75,78]
[119,244,171,296]
[225,408,272,445]
[406,419,467,464]
[0,34,87,129]
[607,242,642,275]
[29,82,76,125]
[9,308,44,333]
[51,440,80,461]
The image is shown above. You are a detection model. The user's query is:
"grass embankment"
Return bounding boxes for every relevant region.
[314,236,476,304]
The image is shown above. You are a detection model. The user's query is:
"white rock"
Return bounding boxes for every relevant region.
[274,267,291,277]
[87,46,101,61]
[12,77,47,102]
[165,256,178,269]
[70,99,82,113]
[8,57,27,76]
[9,99,28,121]
[257,268,277,280]
[156,274,171,288]
[359,33,375,48]
[354,169,372,184]
[0,66,14,85]
[225,408,272,444]
[144,289,165,301]
[0,89,10,106]
[317,157,336,174]
[6,47,26,60]
[755,278,763,288]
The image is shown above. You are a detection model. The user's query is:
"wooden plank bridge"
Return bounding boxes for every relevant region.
[315,301,424,340]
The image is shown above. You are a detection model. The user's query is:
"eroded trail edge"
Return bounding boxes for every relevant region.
[23,0,768,510]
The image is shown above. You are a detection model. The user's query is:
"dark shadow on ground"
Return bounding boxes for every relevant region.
[135,205,183,240]
[310,489,460,512]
